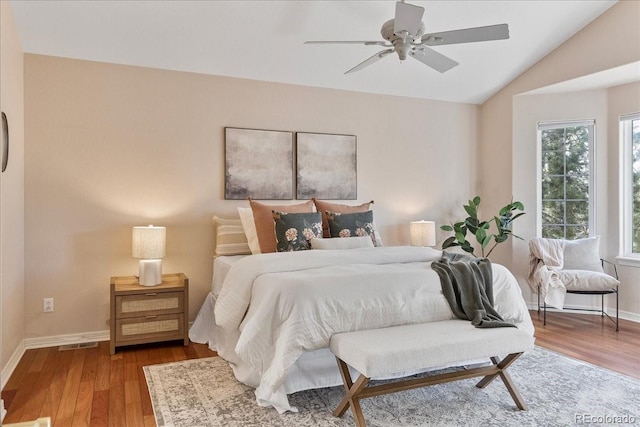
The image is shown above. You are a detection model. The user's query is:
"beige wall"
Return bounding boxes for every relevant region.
[1,0,26,384]
[23,54,479,339]
[479,0,640,268]
[606,81,640,319]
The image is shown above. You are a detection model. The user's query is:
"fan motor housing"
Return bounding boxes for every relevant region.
[381,19,425,42]
[381,19,425,60]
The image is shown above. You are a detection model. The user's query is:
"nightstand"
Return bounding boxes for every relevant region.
[110,273,189,355]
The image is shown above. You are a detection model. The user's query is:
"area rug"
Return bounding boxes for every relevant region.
[144,346,640,426]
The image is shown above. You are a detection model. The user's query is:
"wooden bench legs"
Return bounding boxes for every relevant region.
[333,353,527,427]
[475,355,528,410]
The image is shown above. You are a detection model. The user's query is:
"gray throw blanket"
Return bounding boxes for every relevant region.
[432,252,515,328]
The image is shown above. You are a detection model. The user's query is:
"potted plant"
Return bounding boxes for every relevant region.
[441,196,525,258]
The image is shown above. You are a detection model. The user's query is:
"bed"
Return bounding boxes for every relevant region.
[189,245,534,414]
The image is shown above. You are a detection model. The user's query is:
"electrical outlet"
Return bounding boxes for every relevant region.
[44,298,54,313]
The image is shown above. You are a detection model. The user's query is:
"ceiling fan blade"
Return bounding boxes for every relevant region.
[305,40,390,46]
[394,1,425,37]
[421,23,509,46]
[345,48,395,74]
[410,46,459,73]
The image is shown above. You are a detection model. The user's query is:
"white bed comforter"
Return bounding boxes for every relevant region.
[212,246,533,413]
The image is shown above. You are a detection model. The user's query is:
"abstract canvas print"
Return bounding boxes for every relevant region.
[296,132,357,200]
[225,127,294,199]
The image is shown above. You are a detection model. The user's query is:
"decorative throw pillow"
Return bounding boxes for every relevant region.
[212,216,251,256]
[563,236,604,272]
[273,211,322,252]
[310,236,374,250]
[326,210,377,246]
[237,207,261,254]
[557,270,619,291]
[249,199,315,253]
[312,199,373,238]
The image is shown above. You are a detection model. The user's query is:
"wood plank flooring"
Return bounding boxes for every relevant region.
[2,311,639,426]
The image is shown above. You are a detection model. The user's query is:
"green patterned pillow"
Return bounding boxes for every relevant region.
[326,210,377,246]
[273,211,323,252]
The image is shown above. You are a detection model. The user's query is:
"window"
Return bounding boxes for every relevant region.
[538,120,595,239]
[620,112,640,259]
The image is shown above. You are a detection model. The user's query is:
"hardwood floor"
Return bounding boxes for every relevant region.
[530,309,640,379]
[2,311,639,426]
[2,341,217,426]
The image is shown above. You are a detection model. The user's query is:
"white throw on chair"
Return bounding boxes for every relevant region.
[528,236,620,331]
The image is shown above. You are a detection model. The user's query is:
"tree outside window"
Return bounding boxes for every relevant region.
[539,122,594,240]
[631,119,640,252]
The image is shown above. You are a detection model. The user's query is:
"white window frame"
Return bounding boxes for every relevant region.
[537,119,596,239]
[618,112,640,267]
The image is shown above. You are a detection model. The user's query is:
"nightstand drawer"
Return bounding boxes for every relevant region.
[116,291,184,318]
[115,313,185,343]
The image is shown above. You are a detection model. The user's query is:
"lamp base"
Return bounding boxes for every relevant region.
[139,259,162,286]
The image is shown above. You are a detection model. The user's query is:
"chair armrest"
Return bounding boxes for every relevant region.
[600,258,619,280]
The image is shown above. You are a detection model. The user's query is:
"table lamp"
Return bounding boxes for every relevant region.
[410,220,436,247]
[132,225,166,286]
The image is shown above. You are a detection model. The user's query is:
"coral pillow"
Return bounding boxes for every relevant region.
[249,199,314,253]
[312,198,373,238]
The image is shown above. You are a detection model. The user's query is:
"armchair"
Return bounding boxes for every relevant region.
[528,236,620,331]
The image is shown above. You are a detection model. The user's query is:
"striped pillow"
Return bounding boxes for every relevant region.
[212,216,251,256]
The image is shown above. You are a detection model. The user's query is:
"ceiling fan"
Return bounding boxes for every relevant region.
[305,1,509,74]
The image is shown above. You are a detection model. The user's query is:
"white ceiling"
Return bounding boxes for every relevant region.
[10,0,619,104]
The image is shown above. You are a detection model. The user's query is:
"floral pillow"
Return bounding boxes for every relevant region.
[273,211,323,252]
[326,210,377,246]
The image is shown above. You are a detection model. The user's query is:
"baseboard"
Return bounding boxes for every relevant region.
[525,302,640,323]
[22,330,110,350]
[1,339,25,391]
[1,330,110,391]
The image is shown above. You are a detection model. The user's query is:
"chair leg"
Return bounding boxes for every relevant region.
[601,294,604,318]
[616,287,619,332]
[537,286,540,313]
[543,300,547,325]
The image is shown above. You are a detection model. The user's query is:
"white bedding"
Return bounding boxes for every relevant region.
[211,255,247,297]
[190,246,534,413]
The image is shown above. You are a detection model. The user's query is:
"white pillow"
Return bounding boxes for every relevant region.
[373,225,384,247]
[563,236,603,272]
[237,207,261,254]
[558,270,619,291]
[310,236,374,250]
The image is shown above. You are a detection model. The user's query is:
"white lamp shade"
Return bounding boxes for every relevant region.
[410,220,436,247]
[132,225,166,259]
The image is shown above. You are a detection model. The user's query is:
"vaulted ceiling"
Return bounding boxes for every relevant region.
[10,0,618,104]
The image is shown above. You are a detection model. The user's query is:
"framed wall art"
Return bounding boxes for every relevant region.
[224,127,294,200]
[296,132,357,200]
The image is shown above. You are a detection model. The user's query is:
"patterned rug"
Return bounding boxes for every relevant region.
[144,346,640,426]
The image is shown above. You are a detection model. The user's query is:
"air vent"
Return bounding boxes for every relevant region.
[58,342,98,351]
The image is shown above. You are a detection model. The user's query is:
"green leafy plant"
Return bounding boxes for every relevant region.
[440,196,525,258]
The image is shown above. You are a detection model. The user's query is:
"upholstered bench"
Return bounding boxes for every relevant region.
[329,319,535,427]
